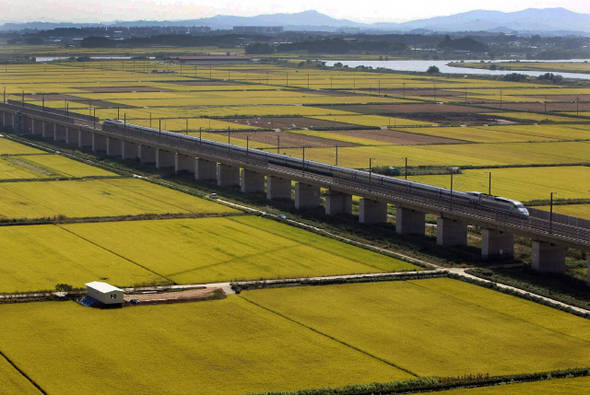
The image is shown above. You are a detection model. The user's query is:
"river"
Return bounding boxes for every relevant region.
[321,59,590,80]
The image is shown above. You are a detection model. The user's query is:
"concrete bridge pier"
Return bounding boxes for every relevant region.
[139,145,157,164]
[107,137,122,157]
[156,149,175,169]
[531,241,566,274]
[1,111,5,126]
[92,132,107,151]
[437,218,468,247]
[217,163,240,187]
[66,127,79,145]
[295,183,321,210]
[359,199,388,224]
[266,176,291,200]
[54,124,67,142]
[31,119,39,135]
[42,123,53,139]
[241,169,265,193]
[587,256,590,287]
[175,154,194,174]
[325,190,352,216]
[396,207,425,235]
[78,130,93,148]
[195,159,217,181]
[481,228,514,260]
[122,141,138,160]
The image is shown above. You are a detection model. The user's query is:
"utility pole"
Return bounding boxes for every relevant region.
[550,192,557,234]
[485,172,492,195]
[402,157,408,180]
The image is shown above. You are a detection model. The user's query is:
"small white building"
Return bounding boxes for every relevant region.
[85,282,124,305]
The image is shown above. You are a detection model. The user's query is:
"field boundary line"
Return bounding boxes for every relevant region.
[227,216,413,273]
[239,295,420,378]
[448,268,590,317]
[55,225,176,285]
[407,277,590,344]
[0,348,47,395]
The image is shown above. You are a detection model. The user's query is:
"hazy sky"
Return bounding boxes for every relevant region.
[3,0,589,23]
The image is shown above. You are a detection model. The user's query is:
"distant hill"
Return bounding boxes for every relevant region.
[1,8,589,34]
[382,8,590,33]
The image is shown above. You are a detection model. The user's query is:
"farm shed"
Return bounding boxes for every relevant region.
[85,281,124,305]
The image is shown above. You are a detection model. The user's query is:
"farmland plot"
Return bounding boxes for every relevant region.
[0,299,410,395]
[0,178,236,219]
[242,278,590,377]
[0,356,41,395]
[60,216,420,284]
[0,137,44,155]
[408,166,590,201]
[0,224,168,292]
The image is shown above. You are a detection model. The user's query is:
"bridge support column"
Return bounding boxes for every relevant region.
[325,190,352,216]
[31,119,37,135]
[295,183,321,209]
[122,141,138,160]
[359,199,388,224]
[266,176,291,200]
[241,169,265,193]
[139,145,157,164]
[92,132,107,151]
[587,256,590,287]
[481,228,514,260]
[11,113,15,128]
[396,207,425,235]
[23,117,32,134]
[175,154,194,174]
[66,127,79,145]
[1,112,5,126]
[195,159,217,181]
[156,149,175,169]
[54,124,66,142]
[437,218,468,246]
[107,137,122,157]
[78,130,92,148]
[217,163,240,187]
[531,241,566,274]
[41,123,55,139]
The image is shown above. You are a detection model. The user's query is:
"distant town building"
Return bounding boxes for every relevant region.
[167,56,253,65]
[232,26,284,34]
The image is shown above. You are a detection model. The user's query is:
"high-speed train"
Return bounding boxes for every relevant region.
[103,119,530,217]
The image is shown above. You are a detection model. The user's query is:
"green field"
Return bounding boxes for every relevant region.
[0,156,47,179]
[18,154,119,178]
[59,216,420,285]
[407,166,590,202]
[0,356,41,395]
[0,298,409,395]
[402,124,590,144]
[0,137,44,155]
[532,204,590,220]
[0,224,168,292]
[1,154,119,179]
[0,178,236,219]
[283,141,590,169]
[242,278,590,377]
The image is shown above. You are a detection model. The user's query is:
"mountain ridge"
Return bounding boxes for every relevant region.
[2,8,589,34]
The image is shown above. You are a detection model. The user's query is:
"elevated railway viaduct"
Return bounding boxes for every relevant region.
[1,101,589,285]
